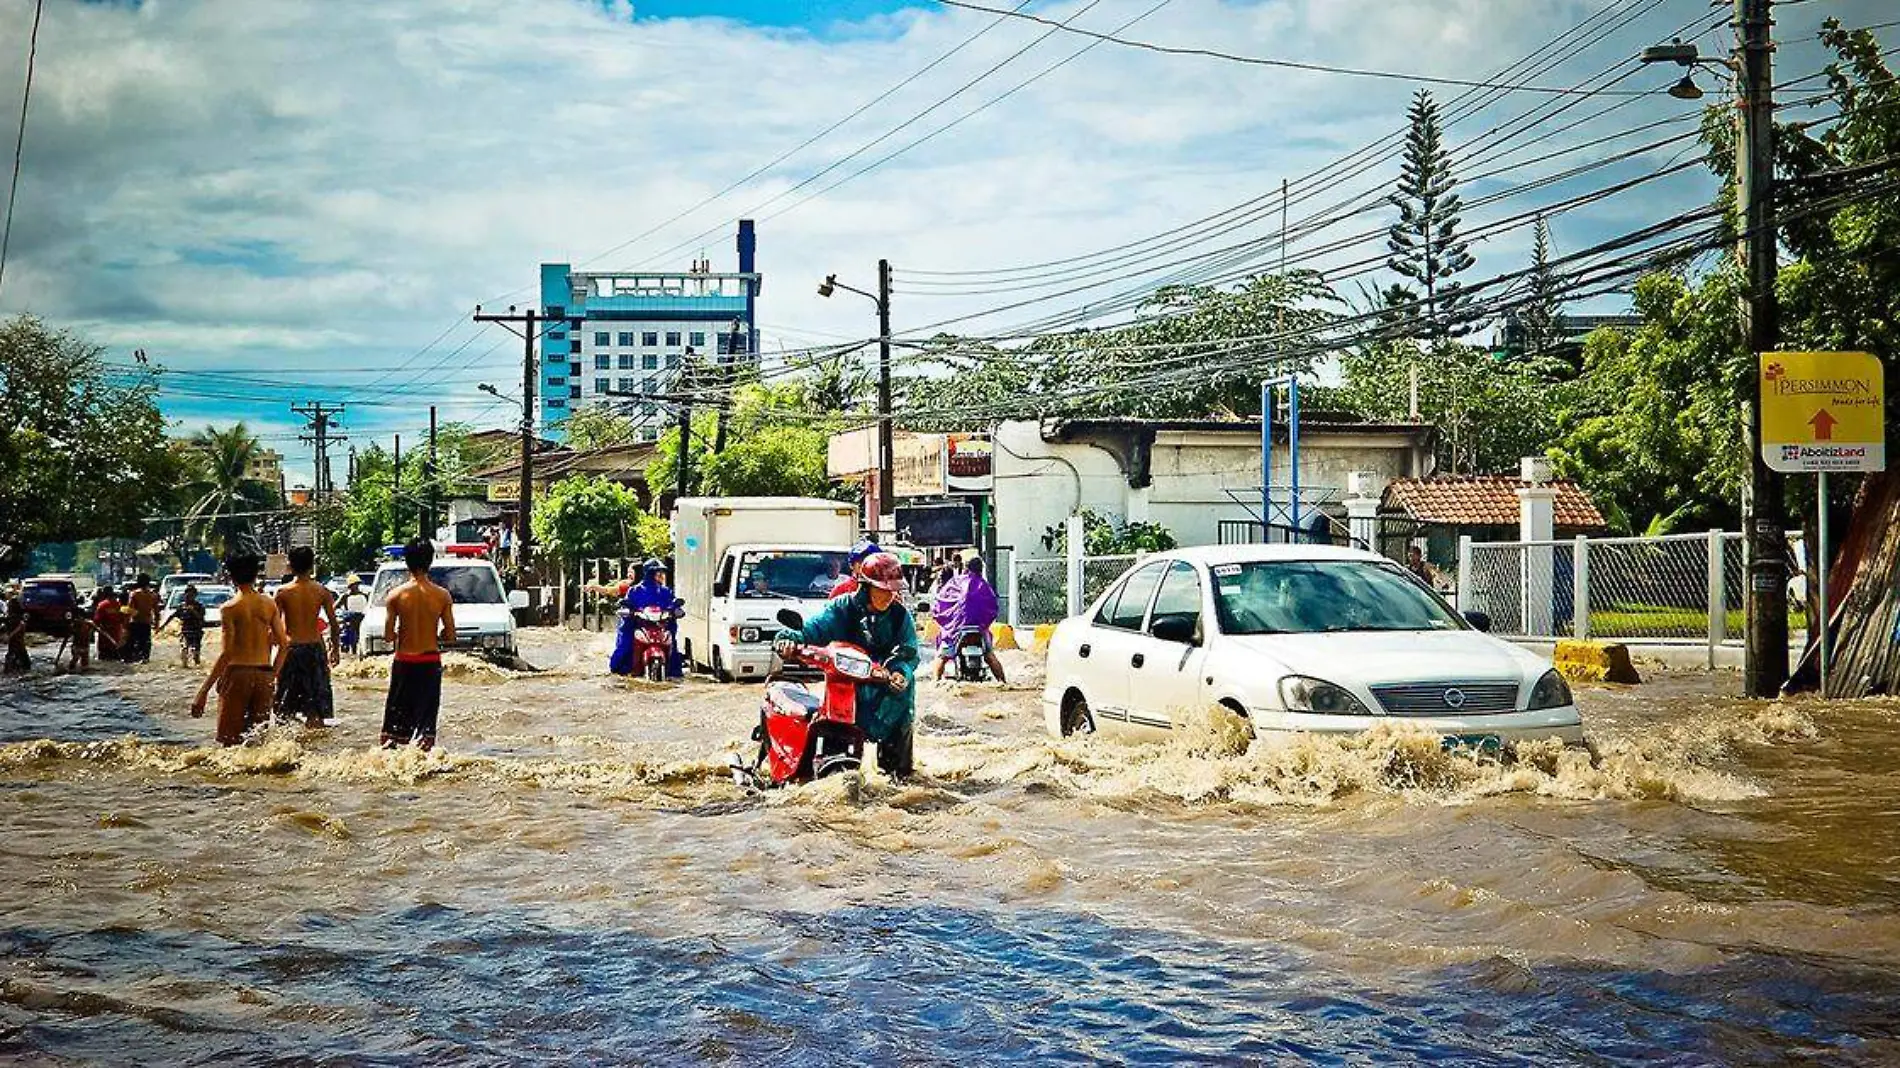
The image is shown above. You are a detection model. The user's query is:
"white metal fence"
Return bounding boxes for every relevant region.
[1458,530,1808,664]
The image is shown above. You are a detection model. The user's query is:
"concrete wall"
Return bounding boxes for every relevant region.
[992,420,1431,558]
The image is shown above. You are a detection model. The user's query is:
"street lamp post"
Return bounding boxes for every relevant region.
[1639,0,1788,697]
[820,261,893,528]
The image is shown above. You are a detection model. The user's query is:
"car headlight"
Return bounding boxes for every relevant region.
[1527,669,1573,711]
[1278,675,1371,716]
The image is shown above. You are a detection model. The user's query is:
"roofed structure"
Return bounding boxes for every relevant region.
[1381,475,1609,533]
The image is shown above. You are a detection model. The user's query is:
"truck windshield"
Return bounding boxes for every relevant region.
[1210,559,1465,635]
[369,566,505,607]
[737,550,851,600]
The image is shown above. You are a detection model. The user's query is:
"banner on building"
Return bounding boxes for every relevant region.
[893,433,946,498]
[486,478,546,503]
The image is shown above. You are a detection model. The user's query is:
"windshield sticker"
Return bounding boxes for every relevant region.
[1212,564,1242,577]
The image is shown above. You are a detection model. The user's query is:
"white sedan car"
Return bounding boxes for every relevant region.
[1042,545,1584,746]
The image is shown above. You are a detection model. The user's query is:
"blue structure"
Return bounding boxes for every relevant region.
[537,220,761,440]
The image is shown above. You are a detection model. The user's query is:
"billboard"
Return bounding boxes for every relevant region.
[946,433,993,494]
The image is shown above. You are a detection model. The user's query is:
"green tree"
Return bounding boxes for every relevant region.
[179,422,281,556]
[531,475,643,561]
[703,423,832,497]
[0,316,182,573]
[1387,89,1475,338]
[1516,215,1569,367]
[564,406,642,450]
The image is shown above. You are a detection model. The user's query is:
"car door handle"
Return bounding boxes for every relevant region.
[1131,653,1145,668]
[1079,643,1091,658]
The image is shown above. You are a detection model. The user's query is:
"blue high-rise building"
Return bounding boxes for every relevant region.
[538,220,760,441]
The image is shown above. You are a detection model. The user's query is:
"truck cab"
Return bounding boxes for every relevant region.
[672,497,859,682]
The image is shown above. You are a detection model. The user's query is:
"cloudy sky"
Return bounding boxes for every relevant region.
[0,0,1887,483]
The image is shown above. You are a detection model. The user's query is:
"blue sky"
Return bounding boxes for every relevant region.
[0,0,1891,484]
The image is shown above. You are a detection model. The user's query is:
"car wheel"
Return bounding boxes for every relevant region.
[1060,691,1095,737]
[712,646,733,684]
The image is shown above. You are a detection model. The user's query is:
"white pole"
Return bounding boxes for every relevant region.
[1007,553,1021,631]
[1572,535,1590,640]
[1817,472,1830,697]
[1707,529,1725,670]
[1065,514,1086,618]
[1456,535,1473,612]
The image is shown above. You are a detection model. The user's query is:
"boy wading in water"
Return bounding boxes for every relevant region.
[273,546,340,727]
[381,538,455,751]
[162,585,207,668]
[192,553,287,746]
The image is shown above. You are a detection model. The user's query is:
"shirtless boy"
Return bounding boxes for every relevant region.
[381,538,456,751]
[192,552,287,746]
[126,576,159,663]
[273,546,340,728]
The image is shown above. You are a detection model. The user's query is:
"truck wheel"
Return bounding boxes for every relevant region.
[711,646,733,684]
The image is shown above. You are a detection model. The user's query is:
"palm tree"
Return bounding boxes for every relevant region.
[182,422,277,556]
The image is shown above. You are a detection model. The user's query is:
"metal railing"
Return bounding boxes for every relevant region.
[1458,530,1808,665]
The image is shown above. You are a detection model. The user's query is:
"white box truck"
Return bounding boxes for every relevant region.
[673,497,860,682]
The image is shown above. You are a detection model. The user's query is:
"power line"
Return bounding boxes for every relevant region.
[932,0,1653,95]
[0,0,45,300]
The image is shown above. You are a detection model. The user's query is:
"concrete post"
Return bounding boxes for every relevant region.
[1007,553,1021,631]
[1345,496,1380,554]
[1707,529,1726,670]
[1517,482,1559,636]
[1456,535,1474,613]
[1065,513,1086,618]
[1572,534,1590,640]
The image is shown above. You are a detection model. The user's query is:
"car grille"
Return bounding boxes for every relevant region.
[1371,681,1520,716]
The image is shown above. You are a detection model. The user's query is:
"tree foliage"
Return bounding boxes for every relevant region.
[531,475,643,561]
[1386,89,1475,337]
[0,316,182,574]
[564,405,643,451]
[178,422,280,556]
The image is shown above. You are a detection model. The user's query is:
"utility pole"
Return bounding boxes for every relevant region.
[713,320,743,455]
[1738,0,1787,697]
[877,258,893,530]
[393,434,402,501]
[474,306,543,572]
[292,402,347,501]
[423,405,438,540]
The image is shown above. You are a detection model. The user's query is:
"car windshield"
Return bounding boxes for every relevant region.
[1210,559,1465,636]
[22,584,72,605]
[193,586,236,607]
[737,550,850,600]
[368,566,504,607]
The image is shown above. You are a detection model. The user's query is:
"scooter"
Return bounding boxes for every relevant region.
[630,605,676,683]
[951,627,990,682]
[729,609,882,789]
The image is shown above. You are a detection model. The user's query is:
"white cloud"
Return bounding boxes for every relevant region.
[0,0,1888,481]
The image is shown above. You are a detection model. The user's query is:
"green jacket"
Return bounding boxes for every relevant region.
[776,589,918,744]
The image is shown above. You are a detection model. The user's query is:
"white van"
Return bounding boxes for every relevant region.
[357,553,528,657]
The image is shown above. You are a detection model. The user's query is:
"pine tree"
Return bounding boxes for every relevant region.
[1386,89,1475,337]
[1518,214,1566,360]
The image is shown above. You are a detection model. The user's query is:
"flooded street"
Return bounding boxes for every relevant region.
[3,629,1900,1064]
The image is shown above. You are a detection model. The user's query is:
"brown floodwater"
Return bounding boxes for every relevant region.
[2,629,1898,1064]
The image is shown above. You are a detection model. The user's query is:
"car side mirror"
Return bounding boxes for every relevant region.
[1462,610,1491,632]
[776,608,804,630]
[1151,615,1198,645]
[508,590,531,610]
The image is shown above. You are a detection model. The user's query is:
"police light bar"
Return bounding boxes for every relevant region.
[444,543,489,558]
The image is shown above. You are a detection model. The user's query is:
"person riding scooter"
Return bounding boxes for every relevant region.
[611,559,683,678]
[830,540,883,598]
[932,552,1007,683]
[775,552,918,778]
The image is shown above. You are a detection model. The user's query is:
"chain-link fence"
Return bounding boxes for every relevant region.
[1082,554,1138,608]
[1009,557,1069,627]
[1460,531,1808,658]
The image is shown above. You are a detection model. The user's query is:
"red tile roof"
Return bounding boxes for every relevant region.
[1381,476,1608,531]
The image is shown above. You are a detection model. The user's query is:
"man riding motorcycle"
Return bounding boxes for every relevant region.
[611,558,683,678]
[775,552,918,778]
[932,552,1007,683]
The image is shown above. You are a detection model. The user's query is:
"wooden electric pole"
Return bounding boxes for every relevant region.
[474,306,544,572]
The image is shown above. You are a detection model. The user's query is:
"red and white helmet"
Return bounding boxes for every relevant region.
[858,552,905,593]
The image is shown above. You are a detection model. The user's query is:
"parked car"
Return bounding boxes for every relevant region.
[19,578,78,636]
[358,551,528,658]
[164,584,235,628]
[1042,545,1584,747]
[158,572,213,603]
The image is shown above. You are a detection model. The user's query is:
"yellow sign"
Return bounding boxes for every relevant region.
[487,478,546,503]
[1760,351,1886,473]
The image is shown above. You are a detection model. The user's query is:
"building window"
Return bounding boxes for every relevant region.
[689,331,706,347]
[595,378,609,394]
[548,376,566,387]
[547,305,566,319]
[594,331,610,347]
[548,398,567,409]
[665,331,681,347]
[569,361,582,376]
[666,353,681,369]
[618,331,636,347]
[548,330,566,340]
[617,354,636,370]
[595,355,610,370]
[642,354,658,370]
[643,375,657,394]
[617,378,636,393]
[569,385,581,399]
[642,331,658,346]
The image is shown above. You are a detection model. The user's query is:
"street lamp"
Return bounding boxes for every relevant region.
[1637,37,1735,103]
[818,262,894,529]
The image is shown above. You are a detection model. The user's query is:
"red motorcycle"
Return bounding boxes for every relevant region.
[730,612,885,788]
[630,605,675,683]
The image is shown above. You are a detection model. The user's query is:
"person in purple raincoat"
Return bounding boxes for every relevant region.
[932,553,1006,683]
